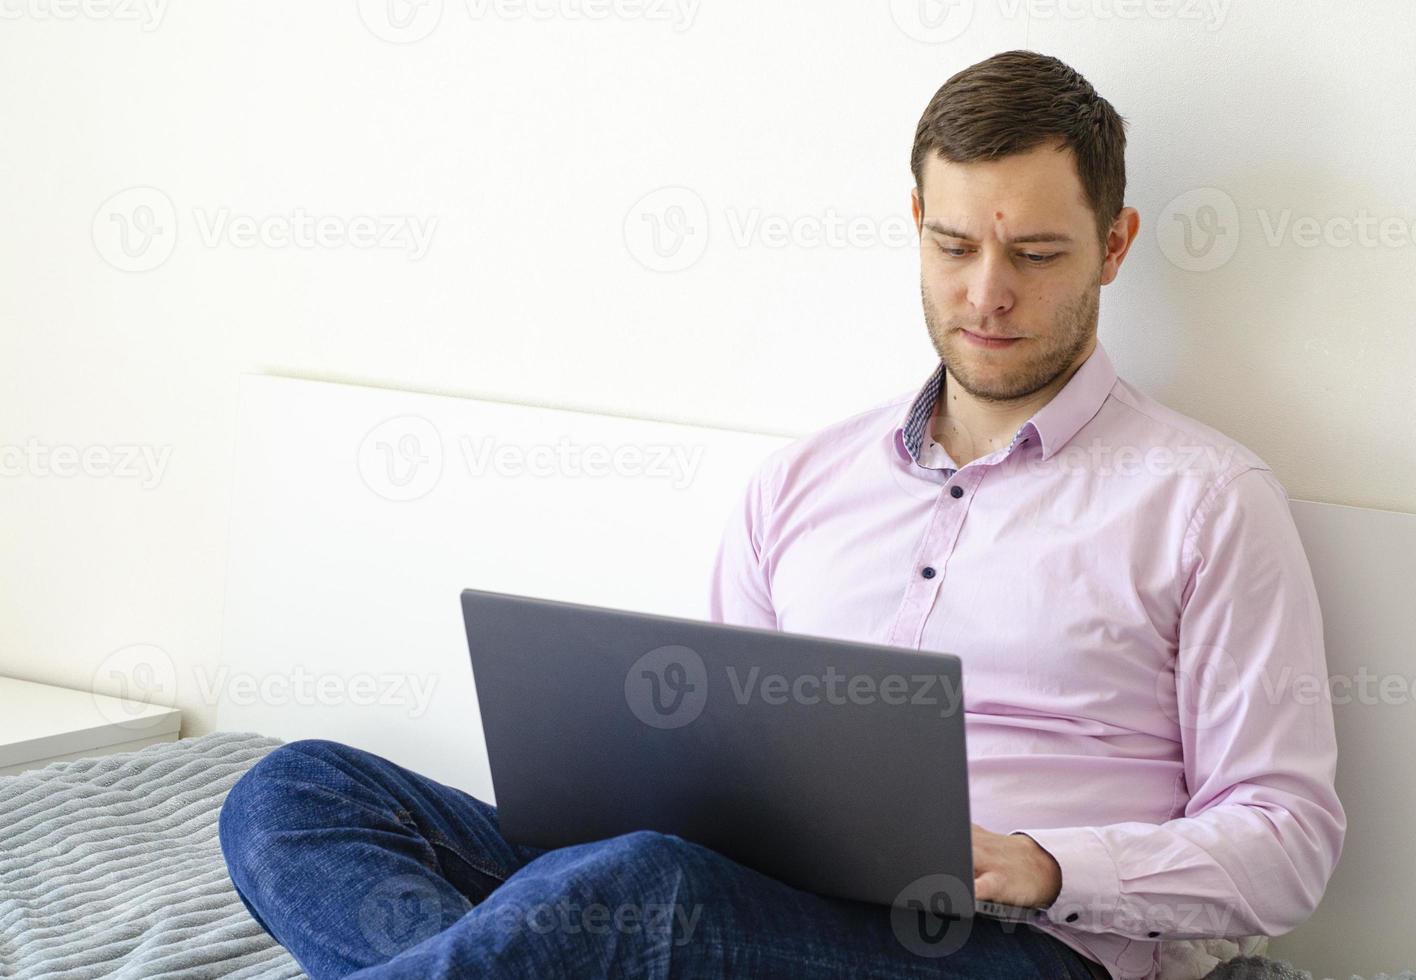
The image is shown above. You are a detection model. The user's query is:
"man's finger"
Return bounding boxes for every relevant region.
[974,869,1004,902]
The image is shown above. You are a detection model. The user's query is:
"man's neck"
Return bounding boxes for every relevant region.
[932,338,1095,469]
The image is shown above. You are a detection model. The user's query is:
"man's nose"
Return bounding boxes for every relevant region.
[965,251,1016,318]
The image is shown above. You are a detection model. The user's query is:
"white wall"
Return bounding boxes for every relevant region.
[2,2,1412,742]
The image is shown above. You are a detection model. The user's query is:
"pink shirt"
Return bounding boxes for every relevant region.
[705,341,1344,980]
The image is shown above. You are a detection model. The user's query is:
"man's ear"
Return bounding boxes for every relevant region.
[911,187,923,235]
[1101,206,1140,286]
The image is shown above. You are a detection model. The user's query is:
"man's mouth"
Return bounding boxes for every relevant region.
[960,329,1023,350]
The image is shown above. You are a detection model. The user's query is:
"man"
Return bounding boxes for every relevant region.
[219,50,1343,980]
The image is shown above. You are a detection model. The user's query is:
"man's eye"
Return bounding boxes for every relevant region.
[934,245,1057,264]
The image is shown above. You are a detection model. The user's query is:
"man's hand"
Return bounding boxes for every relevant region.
[971,824,1062,909]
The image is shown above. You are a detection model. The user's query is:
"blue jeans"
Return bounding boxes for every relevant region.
[218,739,1101,979]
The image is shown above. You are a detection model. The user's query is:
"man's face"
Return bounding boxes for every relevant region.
[911,139,1112,403]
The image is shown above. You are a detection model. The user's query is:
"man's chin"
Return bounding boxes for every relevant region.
[945,354,1051,402]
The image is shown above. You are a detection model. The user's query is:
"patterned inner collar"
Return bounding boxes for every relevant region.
[898,362,1030,467]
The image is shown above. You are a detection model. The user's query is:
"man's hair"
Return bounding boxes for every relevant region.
[910,49,1128,249]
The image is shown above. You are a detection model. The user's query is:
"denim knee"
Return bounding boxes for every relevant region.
[613,830,688,854]
[268,737,366,766]
[606,831,714,885]
[218,741,341,864]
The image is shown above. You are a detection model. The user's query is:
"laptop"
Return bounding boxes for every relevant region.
[460,587,1044,925]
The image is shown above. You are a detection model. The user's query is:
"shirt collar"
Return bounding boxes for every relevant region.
[893,341,1118,466]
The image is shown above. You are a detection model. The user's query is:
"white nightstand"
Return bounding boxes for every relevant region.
[0,676,182,777]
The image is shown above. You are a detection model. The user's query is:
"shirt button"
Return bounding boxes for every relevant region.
[921,566,936,579]
[949,485,964,499]
[1066,912,1080,923]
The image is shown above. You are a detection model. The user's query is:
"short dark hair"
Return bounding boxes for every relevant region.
[910,50,1128,249]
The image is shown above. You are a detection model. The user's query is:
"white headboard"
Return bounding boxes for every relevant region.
[217,375,792,798]
[1270,500,1414,977]
[217,375,1414,978]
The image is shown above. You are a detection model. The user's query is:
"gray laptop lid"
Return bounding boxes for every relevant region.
[461,588,975,914]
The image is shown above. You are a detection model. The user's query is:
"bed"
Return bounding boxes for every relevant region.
[0,731,1348,980]
[7,728,1416,979]
[5,376,1415,979]
[0,732,304,979]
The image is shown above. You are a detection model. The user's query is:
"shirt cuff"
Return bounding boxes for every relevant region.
[1009,826,1120,932]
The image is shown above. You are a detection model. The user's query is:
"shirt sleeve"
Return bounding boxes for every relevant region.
[1009,466,1346,941]
[705,462,778,630]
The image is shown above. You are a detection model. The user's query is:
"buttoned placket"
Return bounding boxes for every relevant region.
[886,431,1032,650]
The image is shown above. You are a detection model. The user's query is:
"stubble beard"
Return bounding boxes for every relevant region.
[921,271,1101,404]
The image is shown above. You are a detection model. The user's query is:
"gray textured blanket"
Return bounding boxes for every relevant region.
[1205,959,1416,980]
[0,731,305,979]
[0,731,1400,980]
